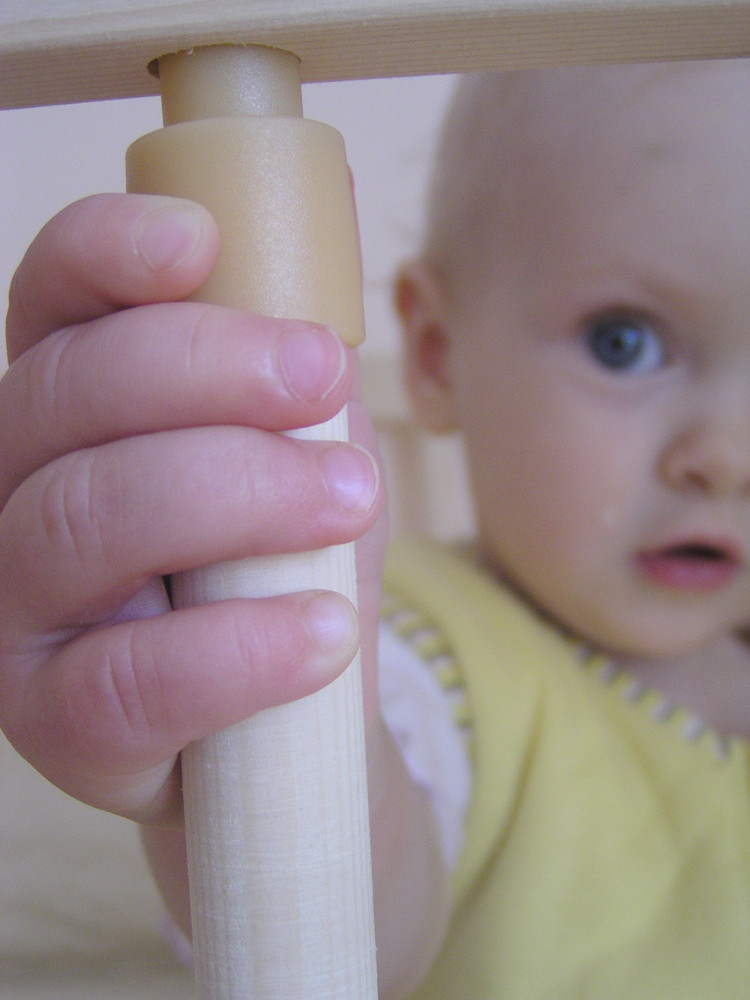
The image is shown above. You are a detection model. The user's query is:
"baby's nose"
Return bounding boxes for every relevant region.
[659,420,750,497]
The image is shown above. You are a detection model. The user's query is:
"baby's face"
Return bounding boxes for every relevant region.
[445,62,750,657]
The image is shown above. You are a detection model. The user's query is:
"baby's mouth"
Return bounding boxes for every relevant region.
[637,541,740,591]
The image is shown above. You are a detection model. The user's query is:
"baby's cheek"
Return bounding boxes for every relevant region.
[600,504,622,529]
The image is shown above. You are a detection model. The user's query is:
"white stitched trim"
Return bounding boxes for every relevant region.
[378,617,472,869]
[585,654,730,762]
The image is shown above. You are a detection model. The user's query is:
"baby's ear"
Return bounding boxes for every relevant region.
[394,260,459,434]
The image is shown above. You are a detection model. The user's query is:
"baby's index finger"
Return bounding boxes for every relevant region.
[5,193,219,362]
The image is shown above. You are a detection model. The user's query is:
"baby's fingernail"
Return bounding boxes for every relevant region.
[279,325,347,403]
[304,592,359,659]
[321,444,380,515]
[134,203,207,271]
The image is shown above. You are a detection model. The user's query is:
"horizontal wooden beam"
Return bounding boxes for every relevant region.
[2,0,750,110]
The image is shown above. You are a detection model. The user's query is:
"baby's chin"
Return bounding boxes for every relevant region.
[550,602,746,666]
[583,623,747,667]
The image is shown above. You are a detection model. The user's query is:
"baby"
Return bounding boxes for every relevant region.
[2,58,750,998]
[389,58,750,996]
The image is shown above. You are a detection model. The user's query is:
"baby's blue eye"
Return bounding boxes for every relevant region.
[586,315,665,373]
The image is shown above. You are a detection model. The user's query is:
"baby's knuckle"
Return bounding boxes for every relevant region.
[100,629,166,745]
[38,451,120,564]
[221,601,304,708]
[53,198,94,258]
[221,431,263,513]
[178,303,218,381]
[38,458,92,562]
[5,266,36,357]
[25,328,78,431]
[52,630,166,771]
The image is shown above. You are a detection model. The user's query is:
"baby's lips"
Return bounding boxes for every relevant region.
[636,538,741,591]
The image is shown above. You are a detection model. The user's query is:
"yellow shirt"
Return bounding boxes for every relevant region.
[383,539,750,999]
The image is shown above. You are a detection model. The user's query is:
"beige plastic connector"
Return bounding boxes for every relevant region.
[158,44,303,124]
[128,44,365,348]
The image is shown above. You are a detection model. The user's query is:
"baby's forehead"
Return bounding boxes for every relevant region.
[425,60,750,297]
[427,68,655,259]
[443,61,747,225]
[457,63,705,165]
[433,66,657,221]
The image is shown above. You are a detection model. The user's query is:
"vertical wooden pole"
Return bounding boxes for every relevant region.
[126,44,377,1000]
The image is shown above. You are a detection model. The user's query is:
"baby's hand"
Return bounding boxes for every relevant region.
[0,194,384,826]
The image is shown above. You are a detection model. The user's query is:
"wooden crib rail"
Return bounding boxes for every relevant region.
[3,0,750,110]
